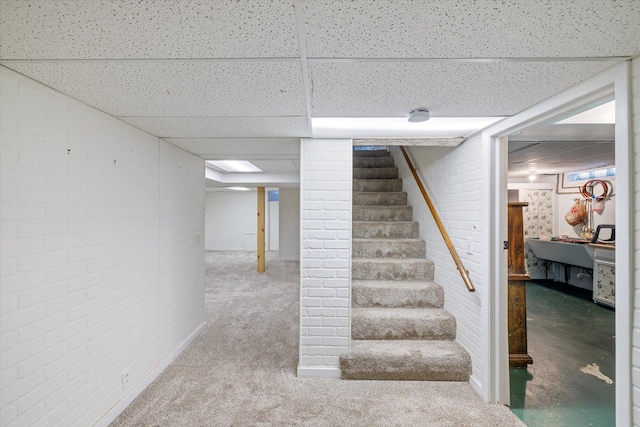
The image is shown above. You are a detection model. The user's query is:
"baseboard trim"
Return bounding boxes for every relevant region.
[297,366,341,379]
[94,321,206,427]
[469,374,482,397]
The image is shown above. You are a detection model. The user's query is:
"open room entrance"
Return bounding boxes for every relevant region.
[485,63,632,426]
[505,98,616,426]
[204,187,281,255]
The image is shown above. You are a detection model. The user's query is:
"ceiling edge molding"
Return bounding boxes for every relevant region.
[353,138,465,146]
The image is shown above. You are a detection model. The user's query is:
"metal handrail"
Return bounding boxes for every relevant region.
[399,146,476,292]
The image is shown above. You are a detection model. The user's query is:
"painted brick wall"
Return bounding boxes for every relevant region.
[631,56,640,426]
[298,138,351,378]
[158,142,205,367]
[392,142,484,391]
[0,66,204,426]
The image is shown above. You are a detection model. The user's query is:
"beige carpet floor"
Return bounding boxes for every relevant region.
[111,251,524,427]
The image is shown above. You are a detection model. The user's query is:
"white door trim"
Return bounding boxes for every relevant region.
[482,61,632,425]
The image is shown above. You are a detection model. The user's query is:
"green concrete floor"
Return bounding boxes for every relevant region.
[509,281,615,427]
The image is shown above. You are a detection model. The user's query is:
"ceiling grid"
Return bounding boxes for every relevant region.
[0,0,638,182]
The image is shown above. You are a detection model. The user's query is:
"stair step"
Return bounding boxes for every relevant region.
[353,238,426,259]
[353,192,407,206]
[352,280,444,308]
[352,258,434,281]
[353,179,403,193]
[353,221,418,239]
[353,167,398,180]
[353,206,412,222]
[353,150,390,158]
[351,307,455,340]
[353,156,395,168]
[349,149,472,385]
[340,340,471,381]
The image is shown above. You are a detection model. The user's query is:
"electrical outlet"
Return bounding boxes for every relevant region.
[122,369,130,390]
[466,237,473,255]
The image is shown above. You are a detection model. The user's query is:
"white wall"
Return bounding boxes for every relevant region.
[279,187,300,261]
[204,189,279,251]
[556,179,616,238]
[298,138,351,378]
[268,197,279,251]
[630,56,640,426]
[508,174,617,239]
[508,177,616,290]
[392,142,485,393]
[158,142,205,362]
[0,66,205,427]
[204,190,256,251]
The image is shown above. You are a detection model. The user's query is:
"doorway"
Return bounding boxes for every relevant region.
[484,62,632,426]
[505,102,616,425]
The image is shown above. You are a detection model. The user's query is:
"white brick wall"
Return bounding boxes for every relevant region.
[392,142,484,390]
[631,57,640,426]
[0,66,204,426]
[298,138,351,378]
[158,142,205,360]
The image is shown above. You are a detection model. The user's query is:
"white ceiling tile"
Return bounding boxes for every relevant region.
[163,138,300,158]
[508,141,615,176]
[0,0,298,59]
[251,160,299,172]
[309,61,615,117]
[3,61,307,117]
[509,157,615,177]
[304,0,640,58]
[510,124,615,143]
[121,117,311,138]
[509,142,614,165]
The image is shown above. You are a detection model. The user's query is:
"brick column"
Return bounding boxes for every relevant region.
[298,138,352,378]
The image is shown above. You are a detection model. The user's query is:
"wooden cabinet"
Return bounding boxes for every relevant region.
[508,202,533,368]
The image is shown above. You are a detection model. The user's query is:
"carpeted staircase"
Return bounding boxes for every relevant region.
[339,148,472,381]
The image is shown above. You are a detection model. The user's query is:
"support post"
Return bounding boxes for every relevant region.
[257,187,265,272]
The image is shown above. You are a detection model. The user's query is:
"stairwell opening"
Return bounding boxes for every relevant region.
[340,146,471,381]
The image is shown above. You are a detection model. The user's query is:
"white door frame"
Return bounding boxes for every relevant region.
[482,61,632,425]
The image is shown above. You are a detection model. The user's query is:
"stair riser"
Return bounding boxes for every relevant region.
[352,285,444,308]
[353,150,390,158]
[353,206,412,222]
[351,314,455,341]
[352,260,434,281]
[353,240,426,259]
[352,222,418,239]
[341,368,470,381]
[340,354,470,381]
[353,192,407,206]
[353,157,395,168]
[353,179,403,193]
[353,167,398,180]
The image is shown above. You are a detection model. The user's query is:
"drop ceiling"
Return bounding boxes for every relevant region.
[1,0,639,184]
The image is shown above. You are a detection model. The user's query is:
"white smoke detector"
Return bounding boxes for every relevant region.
[408,108,430,122]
